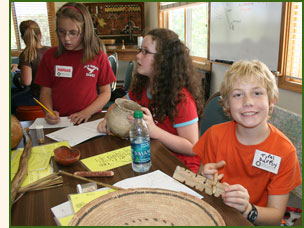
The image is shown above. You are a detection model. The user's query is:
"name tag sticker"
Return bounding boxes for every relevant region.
[252,149,281,174]
[55,65,73,78]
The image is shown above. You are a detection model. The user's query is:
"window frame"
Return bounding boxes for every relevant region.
[278,2,302,94]
[158,2,210,64]
[10,2,57,57]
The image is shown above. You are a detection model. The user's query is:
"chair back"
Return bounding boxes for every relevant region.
[124,60,136,92]
[200,92,231,136]
[108,52,118,91]
[108,54,118,77]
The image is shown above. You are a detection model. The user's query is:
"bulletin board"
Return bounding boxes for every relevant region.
[84,2,144,36]
[210,2,282,70]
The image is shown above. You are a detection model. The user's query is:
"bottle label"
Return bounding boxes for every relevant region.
[131,141,151,164]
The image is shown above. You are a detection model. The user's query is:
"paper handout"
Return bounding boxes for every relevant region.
[46,119,106,147]
[80,146,132,171]
[11,141,70,187]
[29,117,74,129]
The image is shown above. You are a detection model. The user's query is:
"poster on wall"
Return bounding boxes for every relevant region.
[84,2,144,36]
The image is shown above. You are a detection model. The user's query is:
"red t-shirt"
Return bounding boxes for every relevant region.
[35,47,115,116]
[193,121,302,206]
[127,87,201,173]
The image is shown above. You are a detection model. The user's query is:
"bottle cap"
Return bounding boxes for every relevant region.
[133,110,143,118]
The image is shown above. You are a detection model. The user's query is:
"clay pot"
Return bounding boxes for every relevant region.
[11,115,23,149]
[54,146,80,166]
[107,98,142,138]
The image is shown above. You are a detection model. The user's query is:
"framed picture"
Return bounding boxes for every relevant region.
[84,2,144,36]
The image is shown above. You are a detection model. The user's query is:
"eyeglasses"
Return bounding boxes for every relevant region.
[137,48,157,55]
[58,29,81,39]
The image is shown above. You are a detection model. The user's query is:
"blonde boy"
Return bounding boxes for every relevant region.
[193,60,301,225]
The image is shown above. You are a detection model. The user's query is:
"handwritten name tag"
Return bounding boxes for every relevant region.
[252,149,281,174]
[55,65,73,78]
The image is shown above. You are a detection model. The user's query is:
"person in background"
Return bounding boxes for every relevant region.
[193,60,301,225]
[35,2,115,125]
[11,20,50,114]
[98,28,205,173]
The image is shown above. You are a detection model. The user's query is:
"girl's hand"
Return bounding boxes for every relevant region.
[141,107,159,138]
[45,111,60,124]
[97,118,110,134]
[221,184,250,215]
[199,160,226,181]
[69,110,91,125]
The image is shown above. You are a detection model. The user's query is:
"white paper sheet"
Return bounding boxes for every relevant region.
[114,170,203,199]
[29,117,73,129]
[51,200,74,219]
[46,119,106,147]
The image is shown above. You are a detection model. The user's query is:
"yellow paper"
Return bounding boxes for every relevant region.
[30,140,70,157]
[11,148,23,177]
[19,165,53,187]
[58,215,74,226]
[11,141,70,182]
[69,189,116,213]
[80,146,132,171]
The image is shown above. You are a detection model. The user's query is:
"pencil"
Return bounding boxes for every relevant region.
[33,97,56,117]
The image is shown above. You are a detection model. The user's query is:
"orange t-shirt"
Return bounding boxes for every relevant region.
[193,121,302,206]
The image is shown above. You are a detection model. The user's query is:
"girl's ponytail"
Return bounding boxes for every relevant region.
[19,20,41,63]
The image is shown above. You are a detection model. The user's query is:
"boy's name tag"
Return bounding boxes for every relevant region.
[55,65,73,78]
[252,149,281,174]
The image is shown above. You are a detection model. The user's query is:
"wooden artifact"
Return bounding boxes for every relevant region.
[74,170,114,177]
[11,128,32,206]
[173,166,226,197]
[59,170,123,191]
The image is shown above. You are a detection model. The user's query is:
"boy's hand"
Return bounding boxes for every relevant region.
[221,184,250,215]
[199,160,226,181]
[45,111,60,124]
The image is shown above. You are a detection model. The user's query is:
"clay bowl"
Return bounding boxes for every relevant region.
[54,146,80,166]
[107,98,142,139]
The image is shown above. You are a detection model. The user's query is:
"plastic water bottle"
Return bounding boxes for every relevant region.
[129,110,151,172]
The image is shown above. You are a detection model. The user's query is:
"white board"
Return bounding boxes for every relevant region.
[210,2,282,70]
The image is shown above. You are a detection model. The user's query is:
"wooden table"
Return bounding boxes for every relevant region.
[11,114,252,226]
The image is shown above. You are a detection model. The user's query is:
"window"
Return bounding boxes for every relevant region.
[278,2,302,93]
[159,2,209,61]
[10,2,57,56]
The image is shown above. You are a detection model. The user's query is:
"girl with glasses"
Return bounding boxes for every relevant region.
[98,28,205,173]
[35,2,115,125]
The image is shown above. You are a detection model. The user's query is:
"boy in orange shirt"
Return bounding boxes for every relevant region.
[193,60,301,225]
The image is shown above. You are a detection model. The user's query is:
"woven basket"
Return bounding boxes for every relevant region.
[69,188,225,226]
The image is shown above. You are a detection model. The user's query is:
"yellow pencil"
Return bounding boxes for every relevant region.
[33,98,56,117]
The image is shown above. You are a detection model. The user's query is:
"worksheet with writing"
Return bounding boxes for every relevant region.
[46,119,106,147]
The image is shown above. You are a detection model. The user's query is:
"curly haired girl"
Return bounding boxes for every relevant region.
[98,28,204,172]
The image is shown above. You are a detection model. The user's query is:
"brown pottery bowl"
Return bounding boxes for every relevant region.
[107,98,142,139]
[54,146,80,166]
